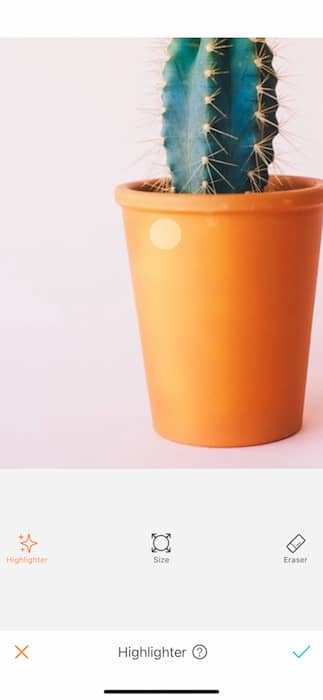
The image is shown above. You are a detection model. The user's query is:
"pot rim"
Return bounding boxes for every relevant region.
[115,175,323,213]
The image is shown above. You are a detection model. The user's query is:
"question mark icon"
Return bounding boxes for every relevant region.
[192,644,207,660]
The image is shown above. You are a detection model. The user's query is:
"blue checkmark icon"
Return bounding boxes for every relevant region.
[293,645,311,659]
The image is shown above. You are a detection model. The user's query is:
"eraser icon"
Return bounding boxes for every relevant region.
[286,534,306,553]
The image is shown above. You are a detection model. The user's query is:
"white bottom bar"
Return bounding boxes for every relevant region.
[0,630,321,699]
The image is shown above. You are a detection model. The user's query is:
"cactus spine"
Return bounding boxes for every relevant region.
[161,38,278,193]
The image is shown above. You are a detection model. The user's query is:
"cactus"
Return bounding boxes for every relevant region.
[161,38,278,193]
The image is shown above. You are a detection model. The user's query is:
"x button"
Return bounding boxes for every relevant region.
[15,645,29,659]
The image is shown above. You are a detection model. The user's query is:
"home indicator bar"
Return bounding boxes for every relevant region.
[104,692,220,695]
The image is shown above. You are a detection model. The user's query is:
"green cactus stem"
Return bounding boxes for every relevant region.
[161,38,278,193]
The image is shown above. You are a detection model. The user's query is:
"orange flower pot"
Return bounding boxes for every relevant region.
[116,176,323,447]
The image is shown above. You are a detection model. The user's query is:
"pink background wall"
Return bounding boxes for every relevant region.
[0,38,322,468]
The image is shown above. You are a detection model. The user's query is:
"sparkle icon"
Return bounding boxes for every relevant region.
[18,533,38,554]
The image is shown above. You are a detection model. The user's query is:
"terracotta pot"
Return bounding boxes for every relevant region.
[115,176,323,447]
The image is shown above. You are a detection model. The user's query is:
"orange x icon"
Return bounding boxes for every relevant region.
[15,645,29,659]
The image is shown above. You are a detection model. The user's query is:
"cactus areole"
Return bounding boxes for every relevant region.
[161,38,278,194]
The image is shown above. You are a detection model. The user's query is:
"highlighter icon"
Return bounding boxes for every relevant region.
[286,534,306,553]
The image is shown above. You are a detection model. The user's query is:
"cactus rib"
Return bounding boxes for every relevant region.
[161,38,279,193]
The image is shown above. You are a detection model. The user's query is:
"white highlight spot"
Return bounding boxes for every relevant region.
[150,218,182,250]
